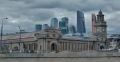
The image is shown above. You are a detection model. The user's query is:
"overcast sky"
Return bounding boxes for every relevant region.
[0,0,120,34]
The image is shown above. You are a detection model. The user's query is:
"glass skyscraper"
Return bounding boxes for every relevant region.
[59,21,67,34]
[77,11,86,33]
[69,25,76,34]
[59,21,66,28]
[35,24,42,31]
[51,18,58,28]
[61,17,68,26]
[59,17,69,34]
[42,24,48,30]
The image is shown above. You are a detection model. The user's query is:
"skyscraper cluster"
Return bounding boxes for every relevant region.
[35,24,48,31]
[35,11,86,35]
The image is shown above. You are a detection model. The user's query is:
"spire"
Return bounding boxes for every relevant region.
[100,9,101,12]
[99,9,102,14]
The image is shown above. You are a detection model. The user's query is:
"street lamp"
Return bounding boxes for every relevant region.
[0,18,8,51]
[56,36,61,53]
[87,32,91,54]
[18,26,21,51]
[43,36,47,53]
[42,37,45,53]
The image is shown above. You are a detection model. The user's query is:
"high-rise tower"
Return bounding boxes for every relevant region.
[69,25,76,34]
[61,17,69,34]
[42,24,48,30]
[35,24,42,31]
[51,18,58,28]
[92,14,97,32]
[61,17,68,26]
[77,11,86,33]
[59,20,69,34]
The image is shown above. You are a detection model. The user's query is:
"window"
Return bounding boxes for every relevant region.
[100,16,102,20]
[29,44,33,50]
[53,34,55,37]
[35,33,39,36]
[40,45,41,50]
[13,46,18,51]
[34,43,38,50]
[97,28,99,31]
[24,44,27,50]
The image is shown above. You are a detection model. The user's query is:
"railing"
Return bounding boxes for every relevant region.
[1,50,120,58]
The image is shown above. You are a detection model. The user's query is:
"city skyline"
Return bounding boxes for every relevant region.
[0,0,119,34]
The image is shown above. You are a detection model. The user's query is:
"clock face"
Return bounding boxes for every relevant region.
[103,28,105,31]
[97,29,99,31]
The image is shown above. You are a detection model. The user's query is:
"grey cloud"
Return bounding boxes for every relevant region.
[104,11,120,33]
[15,0,119,12]
[0,0,119,34]
[6,0,120,12]
[7,0,120,12]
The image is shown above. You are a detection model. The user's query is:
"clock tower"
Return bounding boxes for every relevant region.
[95,10,107,39]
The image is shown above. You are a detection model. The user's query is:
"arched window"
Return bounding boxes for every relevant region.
[13,46,18,51]
[100,45,104,50]
[51,43,57,51]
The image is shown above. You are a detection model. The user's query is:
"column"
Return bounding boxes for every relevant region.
[61,42,63,51]
[37,40,40,52]
[65,42,67,50]
[82,44,84,50]
[84,43,86,50]
[62,42,64,51]
[67,43,69,51]
[70,42,72,51]
[27,43,29,51]
[33,43,34,50]
[47,41,48,52]
[78,44,79,51]
[64,42,66,51]
[10,42,12,50]
[79,43,81,51]
[72,43,73,51]
[58,42,61,52]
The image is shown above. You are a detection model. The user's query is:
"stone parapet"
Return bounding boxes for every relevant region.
[0,50,120,58]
